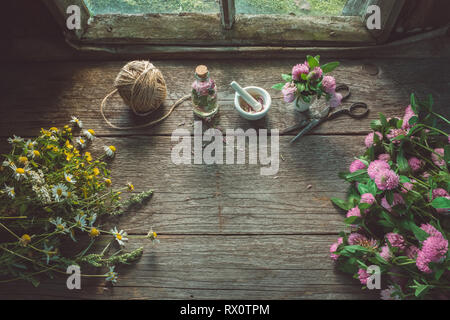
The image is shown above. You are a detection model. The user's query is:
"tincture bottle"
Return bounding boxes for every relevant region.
[191,65,219,119]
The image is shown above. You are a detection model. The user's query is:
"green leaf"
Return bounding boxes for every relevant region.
[414,284,431,298]
[271,83,285,90]
[281,74,292,82]
[301,73,308,81]
[435,268,445,281]
[397,148,409,174]
[357,183,369,195]
[367,180,378,196]
[345,170,369,183]
[307,55,320,69]
[409,116,418,126]
[410,222,430,242]
[399,175,410,183]
[296,83,305,92]
[386,190,394,205]
[321,62,340,74]
[370,120,382,131]
[344,216,360,225]
[331,197,351,211]
[431,197,450,209]
[379,113,388,127]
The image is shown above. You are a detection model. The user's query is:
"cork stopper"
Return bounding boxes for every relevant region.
[195,65,209,78]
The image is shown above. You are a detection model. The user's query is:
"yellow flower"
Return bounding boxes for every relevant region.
[20,234,31,246]
[153,232,157,238]
[104,178,112,187]
[16,168,25,174]
[52,146,59,153]
[50,127,59,132]
[84,152,93,162]
[93,168,100,176]
[89,227,100,238]
[65,140,73,149]
[18,156,28,164]
[41,129,51,137]
[127,182,134,192]
[65,150,74,161]
[33,150,40,157]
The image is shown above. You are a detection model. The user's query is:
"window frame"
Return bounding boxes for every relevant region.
[42,0,405,48]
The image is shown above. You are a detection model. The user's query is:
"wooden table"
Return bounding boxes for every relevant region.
[0,57,449,299]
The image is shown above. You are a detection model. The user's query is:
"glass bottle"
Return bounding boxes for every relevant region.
[191,65,219,119]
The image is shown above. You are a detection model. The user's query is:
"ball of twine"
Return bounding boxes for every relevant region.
[114,60,167,116]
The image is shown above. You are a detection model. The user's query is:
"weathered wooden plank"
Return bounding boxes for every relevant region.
[1,59,449,137]
[81,14,374,46]
[0,135,365,235]
[0,235,377,299]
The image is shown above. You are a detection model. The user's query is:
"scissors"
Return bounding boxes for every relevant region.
[282,84,369,144]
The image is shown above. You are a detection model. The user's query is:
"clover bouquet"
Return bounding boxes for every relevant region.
[329,94,450,299]
[272,55,341,108]
[0,117,157,286]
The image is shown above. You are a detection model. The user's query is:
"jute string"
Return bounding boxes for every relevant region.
[100,60,190,130]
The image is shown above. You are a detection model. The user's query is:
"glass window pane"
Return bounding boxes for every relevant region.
[236,0,347,15]
[84,0,219,15]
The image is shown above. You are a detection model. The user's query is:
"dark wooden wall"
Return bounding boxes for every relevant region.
[2,0,449,62]
[392,0,450,41]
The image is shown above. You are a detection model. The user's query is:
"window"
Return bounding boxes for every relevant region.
[84,0,219,15]
[235,0,348,16]
[42,0,406,48]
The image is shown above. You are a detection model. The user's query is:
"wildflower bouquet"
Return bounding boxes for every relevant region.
[272,55,342,107]
[0,117,157,286]
[329,94,450,299]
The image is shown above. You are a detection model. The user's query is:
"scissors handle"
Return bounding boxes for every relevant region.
[329,102,369,120]
[347,102,370,119]
[335,84,351,101]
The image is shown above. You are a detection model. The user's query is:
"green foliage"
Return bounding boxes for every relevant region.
[330,94,450,300]
[272,54,340,103]
[0,119,157,286]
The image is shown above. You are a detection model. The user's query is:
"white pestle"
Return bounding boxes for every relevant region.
[230,81,263,112]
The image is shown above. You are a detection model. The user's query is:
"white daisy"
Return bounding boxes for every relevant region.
[83,129,96,141]
[4,185,15,199]
[50,217,68,233]
[10,164,29,181]
[7,135,24,145]
[25,139,37,150]
[52,184,68,202]
[110,227,128,246]
[104,145,116,158]
[64,173,76,184]
[28,149,41,159]
[70,116,83,128]
[76,137,86,149]
[2,159,14,168]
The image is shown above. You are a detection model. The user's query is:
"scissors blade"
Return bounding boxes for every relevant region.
[289,119,320,144]
[281,119,310,134]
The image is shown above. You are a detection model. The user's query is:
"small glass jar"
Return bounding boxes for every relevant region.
[191,65,219,119]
